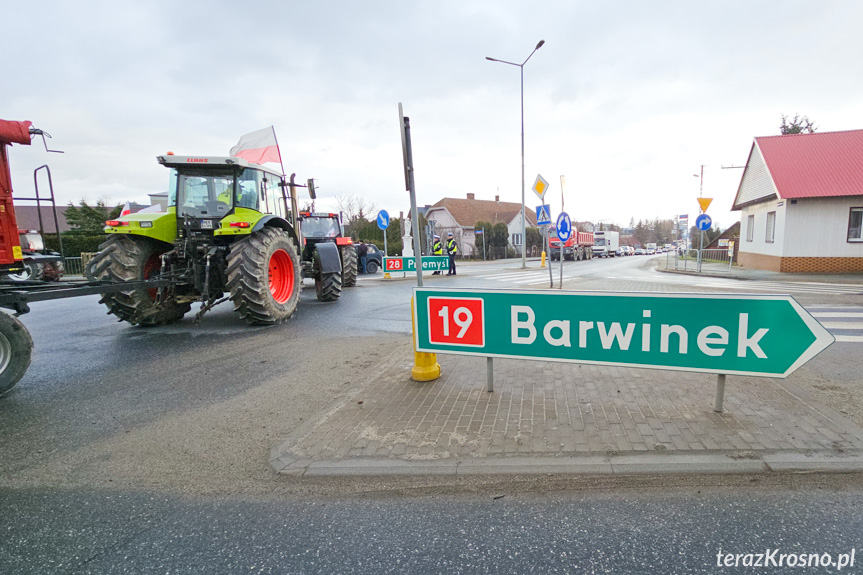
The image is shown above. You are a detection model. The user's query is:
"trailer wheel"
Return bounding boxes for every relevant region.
[341,245,358,287]
[227,227,301,325]
[86,234,191,326]
[7,261,43,282]
[0,312,33,397]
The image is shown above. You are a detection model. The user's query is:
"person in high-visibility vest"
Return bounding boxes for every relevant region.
[431,234,443,275]
[446,231,458,276]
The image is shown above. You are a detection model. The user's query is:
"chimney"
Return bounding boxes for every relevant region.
[495,195,499,202]
[467,193,475,200]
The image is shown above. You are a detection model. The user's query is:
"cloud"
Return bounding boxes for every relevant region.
[4,0,863,231]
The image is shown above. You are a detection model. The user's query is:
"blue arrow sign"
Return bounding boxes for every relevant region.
[556,212,572,242]
[695,213,712,231]
[536,205,552,226]
[377,210,390,230]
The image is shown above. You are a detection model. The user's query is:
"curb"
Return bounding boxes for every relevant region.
[270,451,863,478]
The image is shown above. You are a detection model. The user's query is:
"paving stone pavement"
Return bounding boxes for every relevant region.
[271,340,863,475]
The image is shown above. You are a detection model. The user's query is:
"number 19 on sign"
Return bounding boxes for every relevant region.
[428,297,485,347]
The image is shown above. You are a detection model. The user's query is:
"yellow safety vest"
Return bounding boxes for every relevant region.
[432,240,443,255]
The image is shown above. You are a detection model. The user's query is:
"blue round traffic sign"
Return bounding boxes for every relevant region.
[556,212,572,242]
[377,210,390,230]
[695,213,712,232]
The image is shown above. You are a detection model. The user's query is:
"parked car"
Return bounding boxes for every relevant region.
[360,243,384,273]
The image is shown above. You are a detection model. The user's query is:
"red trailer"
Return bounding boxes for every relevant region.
[549,227,594,261]
[0,119,32,276]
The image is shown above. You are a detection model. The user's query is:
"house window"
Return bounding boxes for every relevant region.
[849,208,863,242]
[765,211,776,243]
[746,215,754,242]
[511,233,522,246]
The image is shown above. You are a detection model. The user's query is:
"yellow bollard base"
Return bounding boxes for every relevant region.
[541,251,547,268]
[384,272,392,279]
[411,351,441,381]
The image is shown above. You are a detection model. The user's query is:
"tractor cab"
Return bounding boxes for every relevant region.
[297,211,352,260]
[158,155,287,238]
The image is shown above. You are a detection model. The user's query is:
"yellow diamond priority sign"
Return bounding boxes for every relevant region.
[532,174,549,201]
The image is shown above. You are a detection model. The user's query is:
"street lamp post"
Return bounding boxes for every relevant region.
[486,39,545,269]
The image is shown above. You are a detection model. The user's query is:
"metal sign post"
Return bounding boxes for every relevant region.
[556,212,571,290]
[378,210,390,260]
[547,226,553,288]
[695,213,713,273]
[400,103,439,382]
[399,103,423,288]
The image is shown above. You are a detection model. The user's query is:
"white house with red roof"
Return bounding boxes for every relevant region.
[424,193,538,257]
[731,129,863,273]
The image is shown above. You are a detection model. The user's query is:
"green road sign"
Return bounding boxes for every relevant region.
[385,256,449,273]
[413,288,834,378]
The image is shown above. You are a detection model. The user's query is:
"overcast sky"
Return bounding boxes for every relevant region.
[4,0,863,230]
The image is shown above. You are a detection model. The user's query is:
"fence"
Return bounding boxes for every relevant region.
[63,257,84,277]
[659,249,734,273]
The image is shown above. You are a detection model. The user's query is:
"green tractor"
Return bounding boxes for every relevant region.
[86,154,343,326]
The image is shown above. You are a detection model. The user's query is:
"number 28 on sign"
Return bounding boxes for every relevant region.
[428,297,484,347]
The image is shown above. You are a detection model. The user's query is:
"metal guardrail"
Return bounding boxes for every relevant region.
[64,257,83,276]
[659,249,734,273]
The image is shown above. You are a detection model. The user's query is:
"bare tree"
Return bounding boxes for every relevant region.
[335,192,376,224]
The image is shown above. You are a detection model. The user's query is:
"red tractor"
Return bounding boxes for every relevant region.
[297,211,357,288]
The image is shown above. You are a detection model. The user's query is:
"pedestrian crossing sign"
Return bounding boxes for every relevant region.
[536,205,552,226]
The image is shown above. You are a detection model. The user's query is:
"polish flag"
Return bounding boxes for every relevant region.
[120,201,132,216]
[229,126,283,165]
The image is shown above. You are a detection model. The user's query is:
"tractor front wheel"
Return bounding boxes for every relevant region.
[314,248,342,302]
[227,227,301,325]
[86,234,190,326]
[341,245,358,287]
[0,312,33,397]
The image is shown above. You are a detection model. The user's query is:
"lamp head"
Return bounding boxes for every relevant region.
[535,40,545,49]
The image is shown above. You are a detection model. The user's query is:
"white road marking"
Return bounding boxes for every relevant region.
[820,322,863,330]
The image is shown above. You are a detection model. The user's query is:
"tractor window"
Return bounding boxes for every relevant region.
[264,174,285,217]
[237,168,263,211]
[176,169,235,219]
[302,216,340,238]
[168,169,178,207]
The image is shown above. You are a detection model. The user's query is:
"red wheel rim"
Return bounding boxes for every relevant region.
[143,253,161,300]
[268,249,295,304]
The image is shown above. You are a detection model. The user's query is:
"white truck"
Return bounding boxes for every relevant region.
[593,230,619,258]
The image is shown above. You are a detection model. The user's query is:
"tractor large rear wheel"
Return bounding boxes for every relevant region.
[341,245,358,287]
[0,312,33,398]
[86,235,190,326]
[227,227,301,325]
